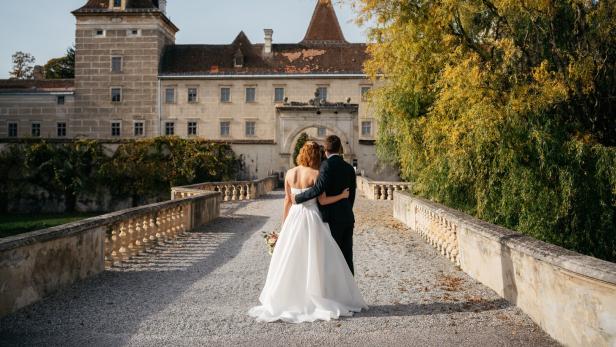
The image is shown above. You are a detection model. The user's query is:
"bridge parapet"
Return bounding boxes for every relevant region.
[0,191,221,318]
[357,176,412,200]
[171,175,278,201]
[394,190,616,347]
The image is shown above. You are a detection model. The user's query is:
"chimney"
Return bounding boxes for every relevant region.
[159,0,167,14]
[263,29,273,57]
[33,65,44,80]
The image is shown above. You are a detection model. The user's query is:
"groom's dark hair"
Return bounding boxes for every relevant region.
[325,135,342,154]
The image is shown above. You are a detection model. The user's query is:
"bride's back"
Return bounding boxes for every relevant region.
[287,166,319,189]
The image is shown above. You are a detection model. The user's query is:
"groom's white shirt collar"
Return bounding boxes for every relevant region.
[326,153,340,159]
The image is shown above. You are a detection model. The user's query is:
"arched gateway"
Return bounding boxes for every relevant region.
[276,102,358,165]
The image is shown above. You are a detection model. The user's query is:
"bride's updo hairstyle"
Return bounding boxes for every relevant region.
[296,141,322,170]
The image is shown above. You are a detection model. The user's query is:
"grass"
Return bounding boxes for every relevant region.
[0,213,100,239]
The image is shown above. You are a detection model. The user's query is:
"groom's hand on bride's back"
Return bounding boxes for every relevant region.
[342,188,350,199]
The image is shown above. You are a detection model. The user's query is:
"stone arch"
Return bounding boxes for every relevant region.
[284,124,353,156]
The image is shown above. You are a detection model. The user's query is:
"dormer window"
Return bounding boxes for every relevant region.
[234,50,244,68]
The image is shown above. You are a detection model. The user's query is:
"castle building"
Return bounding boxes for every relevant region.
[0,0,394,179]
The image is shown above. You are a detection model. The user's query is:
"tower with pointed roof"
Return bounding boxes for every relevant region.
[72,0,178,138]
[302,0,348,45]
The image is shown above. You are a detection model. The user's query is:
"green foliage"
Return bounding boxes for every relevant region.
[356,0,616,261]
[44,46,75,79]
[0,138,240,212]
[292,132,309,166]
[10,51,35,79]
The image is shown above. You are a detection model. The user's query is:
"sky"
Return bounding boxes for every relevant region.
[0,0,369,79]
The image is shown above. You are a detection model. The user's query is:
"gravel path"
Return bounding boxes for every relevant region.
[0,191,558,347]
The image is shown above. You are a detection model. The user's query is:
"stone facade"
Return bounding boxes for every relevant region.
[0,0,397,180]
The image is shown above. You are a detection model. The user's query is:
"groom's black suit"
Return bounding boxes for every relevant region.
[295,154,357,275]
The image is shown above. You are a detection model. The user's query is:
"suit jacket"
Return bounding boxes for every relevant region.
[294,155,356,225]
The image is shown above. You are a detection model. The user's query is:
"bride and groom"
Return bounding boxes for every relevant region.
[248,135,367,323]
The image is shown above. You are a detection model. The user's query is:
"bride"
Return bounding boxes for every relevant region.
[248,141,367,323]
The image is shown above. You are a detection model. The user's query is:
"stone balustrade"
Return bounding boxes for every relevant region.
[0,191,221,318]
[171,175,278,202]
[356,175,412,200]
[393,190,616,347]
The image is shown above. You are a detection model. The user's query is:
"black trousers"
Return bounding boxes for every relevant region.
[329,223,354,276]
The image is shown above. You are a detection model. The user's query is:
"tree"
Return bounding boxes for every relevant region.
[10,51,36,79]
[292,132,309,166]
[355,0,616,261]
[44,46,75,79]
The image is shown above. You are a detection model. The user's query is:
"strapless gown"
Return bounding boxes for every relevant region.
[248,188,368,323]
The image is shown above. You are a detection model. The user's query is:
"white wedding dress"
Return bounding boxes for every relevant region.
[248,187,368,323]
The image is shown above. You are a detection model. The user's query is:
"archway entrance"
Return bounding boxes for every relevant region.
[276,103,358,170]
[288,126,350,168]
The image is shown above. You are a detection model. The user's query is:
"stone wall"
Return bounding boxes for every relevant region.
[0,93,74,138]
[73,13,176,138]
[0,191,221,318]
[393,191,616,347]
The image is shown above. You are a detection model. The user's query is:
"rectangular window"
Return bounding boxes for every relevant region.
[111,88,122,102]
[188,121,198,136]
[57,122,67,137]
[274,87,285,102]
[165,122,175,136]
[8,123,17,137]
[316,86,328,102]
[361,121,372,136]
[113,0,122,7]
[111,121,121,137]
[111,57,122,73]
[188,88,198,103]
[220,121,230,137]
[220,87,231,102]
[57,96,65,105]
[127,29,140,37]
[317,127,326,137]
[245,87,256,103]
[134,121,144,136]
[95,29,105,37]
[361,86,371,102]
[31,123,41,137]
[165,88,175,104]
[245,121,256,137]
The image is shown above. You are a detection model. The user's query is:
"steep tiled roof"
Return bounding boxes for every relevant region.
[0,79,75,94]
[160,41,367,76]
[160,0,367,76]
[74,0,160,12]
[302,0,347,45]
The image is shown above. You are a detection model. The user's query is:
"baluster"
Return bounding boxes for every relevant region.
[149,215,158,246]
[134,217,143,253]
[223,185,230,202]
[118,223,129,262]
[127,219,137,257]
[166,208,174,241]
[231,185,238,201]
[388,186,394,200]
[155,213,164,244]
[110,226,121,266]
[172,207,180,238]
[141,216,150,250]
[238,185,245,201]
[246,183,253,200]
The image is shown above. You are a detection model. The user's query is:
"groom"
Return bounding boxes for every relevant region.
[293,135,357,275]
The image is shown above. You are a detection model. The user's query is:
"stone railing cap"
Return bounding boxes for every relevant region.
[394,190,616,285]
[0,191,220,252]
